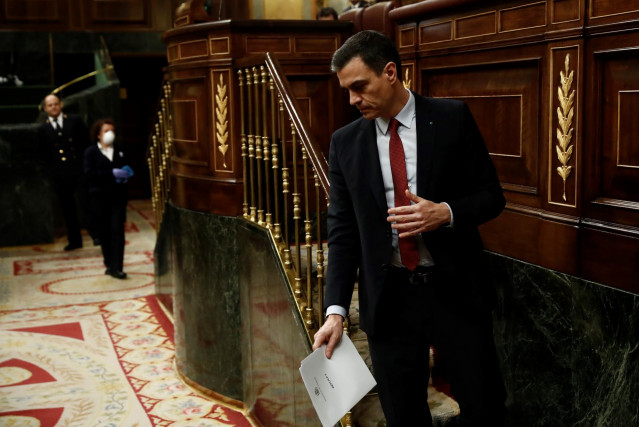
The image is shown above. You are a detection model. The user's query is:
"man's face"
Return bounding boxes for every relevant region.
[43,95,62,118]
[337,56,395,120]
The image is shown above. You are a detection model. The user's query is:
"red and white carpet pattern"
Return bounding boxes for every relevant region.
[0,201,257,426]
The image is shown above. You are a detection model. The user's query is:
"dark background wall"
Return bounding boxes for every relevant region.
[0,0,182,245]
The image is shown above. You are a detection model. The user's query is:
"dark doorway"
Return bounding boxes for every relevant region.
[110,55,167,200]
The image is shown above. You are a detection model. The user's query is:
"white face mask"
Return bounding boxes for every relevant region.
[102,130,115,145]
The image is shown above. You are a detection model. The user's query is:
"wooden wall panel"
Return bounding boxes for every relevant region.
[421,57,542,201]
[393,0,639,291]
[585,36,639,230]
[84,0,148,25]
[581,225,639,293]
[598,55,639,206]
[551,0,582,24]
[500,2,546,32]
[0,0,177,30]
[287,73,341,157]
[589,0,639,19]
[3,0,61,21]
[455,12,496,39]
[171,75,209,169]
[164,20,351,215]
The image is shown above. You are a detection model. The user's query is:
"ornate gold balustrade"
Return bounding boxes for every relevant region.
[237,53,330,335]
[147,81,174,233]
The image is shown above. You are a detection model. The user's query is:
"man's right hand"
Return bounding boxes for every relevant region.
[312,314,345,359]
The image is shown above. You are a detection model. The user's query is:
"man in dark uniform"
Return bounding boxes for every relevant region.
[37,94,91,251]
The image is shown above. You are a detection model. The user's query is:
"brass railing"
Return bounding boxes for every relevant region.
[238,53,330,335]
[147,81,173,233]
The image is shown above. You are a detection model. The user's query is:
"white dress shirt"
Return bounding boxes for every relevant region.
[326,90,454,319]
[48,115,63,129]
[98,142,114,161]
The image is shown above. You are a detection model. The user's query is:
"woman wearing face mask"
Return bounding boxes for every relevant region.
[84,118,134,279]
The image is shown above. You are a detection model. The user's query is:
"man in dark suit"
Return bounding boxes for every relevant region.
[37,94,91,250]
[312,31,506,426]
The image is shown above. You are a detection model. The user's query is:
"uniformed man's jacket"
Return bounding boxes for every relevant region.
[37,114,90,178]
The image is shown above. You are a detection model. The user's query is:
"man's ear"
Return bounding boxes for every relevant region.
[384,62,398,83]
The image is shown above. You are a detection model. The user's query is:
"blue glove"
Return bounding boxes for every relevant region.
[113,168,128,179]
[121,165,134,178]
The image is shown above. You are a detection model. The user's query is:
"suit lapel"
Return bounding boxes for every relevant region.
[415,94,436,198]
[360,119,388,216]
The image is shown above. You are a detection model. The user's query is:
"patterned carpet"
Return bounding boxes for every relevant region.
[0,200,259,427]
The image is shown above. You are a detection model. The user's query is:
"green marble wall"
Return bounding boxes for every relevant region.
[155,204,639,426]
[0,124,55,246]
[164,204,243,399]
[155,203,319,420]
[237,220,319,425]
[489,253,639,427]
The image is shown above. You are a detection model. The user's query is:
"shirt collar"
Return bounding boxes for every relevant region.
[375,89,415,135]
[98,142,113,152]
[48,115,62,125]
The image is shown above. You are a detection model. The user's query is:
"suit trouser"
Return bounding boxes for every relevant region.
[90,193,127,272]
[53,176,83,246]
[367,271,506,426]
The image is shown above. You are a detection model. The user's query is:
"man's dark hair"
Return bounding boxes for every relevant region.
[91,118,115,143]
[316,7,338,20]
[331,30,402,81]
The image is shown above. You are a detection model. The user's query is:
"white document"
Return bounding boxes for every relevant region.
[299,334,377,427]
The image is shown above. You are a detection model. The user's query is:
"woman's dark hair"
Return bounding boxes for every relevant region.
[331,30,402,81]
[91,118,115,143]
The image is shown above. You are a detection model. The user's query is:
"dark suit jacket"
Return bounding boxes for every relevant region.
[324,94,505,337]
[83,143,129,200]
[36,114,89,178]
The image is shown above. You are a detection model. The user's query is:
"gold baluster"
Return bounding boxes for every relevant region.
[239,69,249,218]
[245,68,256,222]
[279,95,292,268]
[160,99,166,149]
[261,66,271,228]
[314,169,324,328]
[163,127,171,207]
[302,144,315,330]
[155,122,163,208]
[270,74,281,241]
[148,139,157,233]
[253,67,264,225]
[291,118,302,298]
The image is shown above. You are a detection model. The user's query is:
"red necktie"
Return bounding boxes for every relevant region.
[389,118,420,271]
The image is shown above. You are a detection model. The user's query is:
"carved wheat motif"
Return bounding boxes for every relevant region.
[403,68,412,90]
[216,74,229,168]
[556,54,575,201]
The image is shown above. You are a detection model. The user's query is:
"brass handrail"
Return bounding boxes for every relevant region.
[147,80,173,232]
[264,53,329,195]
[238,53,330,335]
[50,64,115,96]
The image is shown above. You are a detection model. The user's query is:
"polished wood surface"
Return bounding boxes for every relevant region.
[392,0,639,292]
[0,0,181,30]
[163,20,352,216]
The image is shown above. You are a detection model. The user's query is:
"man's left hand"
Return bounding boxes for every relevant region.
[387,190,451,238]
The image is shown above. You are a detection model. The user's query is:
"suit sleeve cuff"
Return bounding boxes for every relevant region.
[442,202,454,227]
[326,305,348,319]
